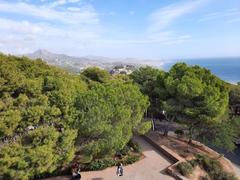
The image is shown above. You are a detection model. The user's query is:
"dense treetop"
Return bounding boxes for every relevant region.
[131,63,230,144]
[0,54,150,179]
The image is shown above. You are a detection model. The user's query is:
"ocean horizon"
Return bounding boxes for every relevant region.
[161,57,240,84]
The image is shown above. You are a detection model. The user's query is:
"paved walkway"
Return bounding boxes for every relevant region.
[47,136,175,180]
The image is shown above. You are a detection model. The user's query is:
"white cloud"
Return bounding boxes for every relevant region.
[0,18,43,35]
[199,8,240,22]
[149,0,208,32]
[0,0,102,55]
[48,0,67,8]
[47,0,82,8]
[143,0,208,48]
[97,31,191,45]
[67,7,82,11]
[68,0,81,3]
[0,0,103,55]
[0,1,99,25]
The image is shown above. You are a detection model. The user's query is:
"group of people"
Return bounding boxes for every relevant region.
[71,162,124,179]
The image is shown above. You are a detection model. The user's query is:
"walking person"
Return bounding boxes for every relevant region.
[71,164,81,180]
[116,162,123,176]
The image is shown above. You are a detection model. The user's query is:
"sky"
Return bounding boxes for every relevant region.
[0,0,240,60]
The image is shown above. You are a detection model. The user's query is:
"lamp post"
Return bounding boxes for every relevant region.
[162,110,169,136]
[162,110,166,116]
[151,118,155,131]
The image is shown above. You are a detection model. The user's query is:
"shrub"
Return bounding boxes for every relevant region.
[85,158,116,171]
[120,145,131,156]
[174,129,184,138]
[189,159,198,168]
[217,172,238,180]
[199,175,209,180]
[122,155,140,165]
[83,154,141,171]
[79,155,93,164]
[195,154,237,180]
[128,140,141,153]
[135,120,152,135]
[174,129,184,135]
[176,162,194,176]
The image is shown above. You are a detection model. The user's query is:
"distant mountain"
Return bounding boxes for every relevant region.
[24,49,143,73]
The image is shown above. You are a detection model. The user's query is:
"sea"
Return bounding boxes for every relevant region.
[162,57,240,84]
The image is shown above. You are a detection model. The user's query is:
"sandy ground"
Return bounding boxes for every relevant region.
[46,136,175,180]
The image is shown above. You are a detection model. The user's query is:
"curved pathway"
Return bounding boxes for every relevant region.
[47,136,174,180]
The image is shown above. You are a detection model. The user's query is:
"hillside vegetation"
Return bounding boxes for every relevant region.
[130,65,240,150]
[0,54,150,179]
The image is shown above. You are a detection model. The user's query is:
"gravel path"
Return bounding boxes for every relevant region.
[46,136,175,180]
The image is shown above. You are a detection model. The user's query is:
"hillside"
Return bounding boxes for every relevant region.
[24,49,142,73]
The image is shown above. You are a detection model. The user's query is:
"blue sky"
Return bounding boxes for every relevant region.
[0,0,239,59]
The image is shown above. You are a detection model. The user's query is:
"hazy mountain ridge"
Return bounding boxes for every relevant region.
[24,49,147,73]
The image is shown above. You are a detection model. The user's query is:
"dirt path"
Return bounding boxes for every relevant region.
[46,136,175,180]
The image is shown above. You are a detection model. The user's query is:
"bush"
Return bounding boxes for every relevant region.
[189,159,198,168]
[174,129,184,138]
[120,145,131,156]
[176,162,194,176]
[195,154,238,180]
[199,175,209,180]
[83,154,141,171]
[122,155,140,165]
[79,155,93,164]
[135,120,152,135]
[128,140,141,153]
[85,158,116,171]
[174,129,184,135]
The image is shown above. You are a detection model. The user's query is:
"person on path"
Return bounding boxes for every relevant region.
[116,163,123,176]
[71,164,81,180]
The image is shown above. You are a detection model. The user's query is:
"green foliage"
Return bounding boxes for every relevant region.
[84,158,116,171]
[157,63,229,142]
[0,54,87,135]
[0,126,77,179]
[174,129,184,138]
[229,84,240,115]
[195,154,237,180]
[0,110,21,136]
[83,154,140,171]
[120,140,142,155]
[130,66,164,117]
[197,117,240,151]
[75,82,149,159]
[127,140,142,153]
[0,54,149,178]
[135,120,152,135]
[79,155,93,164]
[174,129,184,135]
[176,161,194,176]
[122,155,140,165]
[120,145,131,156]
[81,67,112,83]
[0,54,83,179]
[229,84,240,106]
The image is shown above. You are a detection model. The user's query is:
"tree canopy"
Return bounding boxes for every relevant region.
[158,63,229,142]
[130,66,164,118]
[0,54,150,179]
[131,63,229,144]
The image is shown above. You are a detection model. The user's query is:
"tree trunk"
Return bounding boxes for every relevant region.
[188,126,193,144]
[163,129,168,136]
